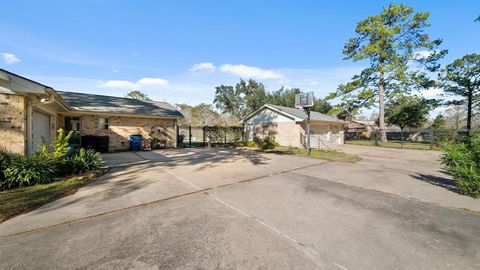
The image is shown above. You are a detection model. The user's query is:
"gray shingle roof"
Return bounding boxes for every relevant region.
[57,91,182,118]
[267,104,344,123]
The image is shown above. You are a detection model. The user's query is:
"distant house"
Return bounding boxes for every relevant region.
[347,120,377,133]
[241,104,346,148]
[0,69,182,155]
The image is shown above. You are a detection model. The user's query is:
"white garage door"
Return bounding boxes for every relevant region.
[32,111,51,152]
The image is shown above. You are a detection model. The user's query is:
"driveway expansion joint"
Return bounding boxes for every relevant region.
[0,187,212,239]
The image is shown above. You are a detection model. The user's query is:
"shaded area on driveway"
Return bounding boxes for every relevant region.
[411,173,459,193]
[102,147,271,169]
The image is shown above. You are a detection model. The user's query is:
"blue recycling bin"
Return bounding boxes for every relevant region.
[129,134,142,151]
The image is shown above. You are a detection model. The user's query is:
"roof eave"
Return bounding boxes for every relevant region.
[66,109,181,119]
[296,119,347,124]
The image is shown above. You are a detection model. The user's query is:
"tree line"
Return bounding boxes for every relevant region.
[326,4,479,142]
[126,4,479,140]
[213,79,332,119]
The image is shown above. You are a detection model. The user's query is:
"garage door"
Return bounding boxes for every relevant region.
[32,111,50,152]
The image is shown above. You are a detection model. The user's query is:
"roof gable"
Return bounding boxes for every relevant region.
[243,104,344,124]
[0,68,53,94]
[268,104,345,123]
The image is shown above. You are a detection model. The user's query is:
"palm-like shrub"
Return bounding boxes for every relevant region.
[442,133,480,198]
[2,154,59,189]
[42,128,74,174]
[70,148,103,174]
[0,152,11,179]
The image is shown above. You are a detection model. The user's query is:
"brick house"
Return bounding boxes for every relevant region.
[0,69,182,155]
[242,104,345,148]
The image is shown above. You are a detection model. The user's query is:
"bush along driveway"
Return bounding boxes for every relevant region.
[0,129,104,222]
[442,133,480,198]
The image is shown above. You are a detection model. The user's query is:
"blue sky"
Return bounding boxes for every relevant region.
[1,0,479,108]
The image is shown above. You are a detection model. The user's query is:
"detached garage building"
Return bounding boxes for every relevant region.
[242,104,345,148]
[0,69,182,155]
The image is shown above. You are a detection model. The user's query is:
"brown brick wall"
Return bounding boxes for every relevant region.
[0,94,26,155]
[79,115,177,151]
[299,122,345,147]
[249,122,301,147]
[273,122,301,147]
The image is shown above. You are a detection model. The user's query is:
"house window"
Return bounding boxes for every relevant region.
[99,117,109,130]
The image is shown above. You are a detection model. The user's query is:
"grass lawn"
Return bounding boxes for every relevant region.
[0,174,97,222]
[346,140,435,150]
[245,147,361,163]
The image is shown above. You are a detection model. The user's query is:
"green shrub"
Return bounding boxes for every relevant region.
[41,128,74,173]
[251,136,279,150]
[261,137,280,150]
[244,141,258,148]
[442,133,480,198]
[70,148,103,173]
[2,154,59,189]
[0,152,12,181]
[433,128,457,148]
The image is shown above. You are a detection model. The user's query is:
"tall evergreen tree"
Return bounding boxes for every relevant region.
[328,3,446,142]
[439,54,480,134]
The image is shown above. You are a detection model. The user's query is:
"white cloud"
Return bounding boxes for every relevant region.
[1,52,21,65]
[219,64,283,79]
[189,62,216,72]
[413,50,433,60]
[100,80,137,89]
[137,77,169,87]
[100,77,169,89]
[421,87,443,98]
[30,65,366,106]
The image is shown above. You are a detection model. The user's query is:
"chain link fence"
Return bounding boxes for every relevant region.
[345,128,472,149]
[178,126,243,147]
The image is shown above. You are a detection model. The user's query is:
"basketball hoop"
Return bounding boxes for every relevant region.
[295,92,315,155]
[295,92,314,109]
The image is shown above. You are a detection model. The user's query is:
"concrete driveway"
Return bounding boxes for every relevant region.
[0,147,479,269]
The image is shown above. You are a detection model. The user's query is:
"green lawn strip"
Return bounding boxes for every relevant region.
[0,173,99,222]
[242,147,361,163]
[291,148,361,162]
[346,140,436,150]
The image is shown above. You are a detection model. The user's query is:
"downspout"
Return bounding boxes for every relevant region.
[26,99,33,155]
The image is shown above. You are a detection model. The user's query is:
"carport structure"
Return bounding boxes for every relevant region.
[1,147,479,269]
